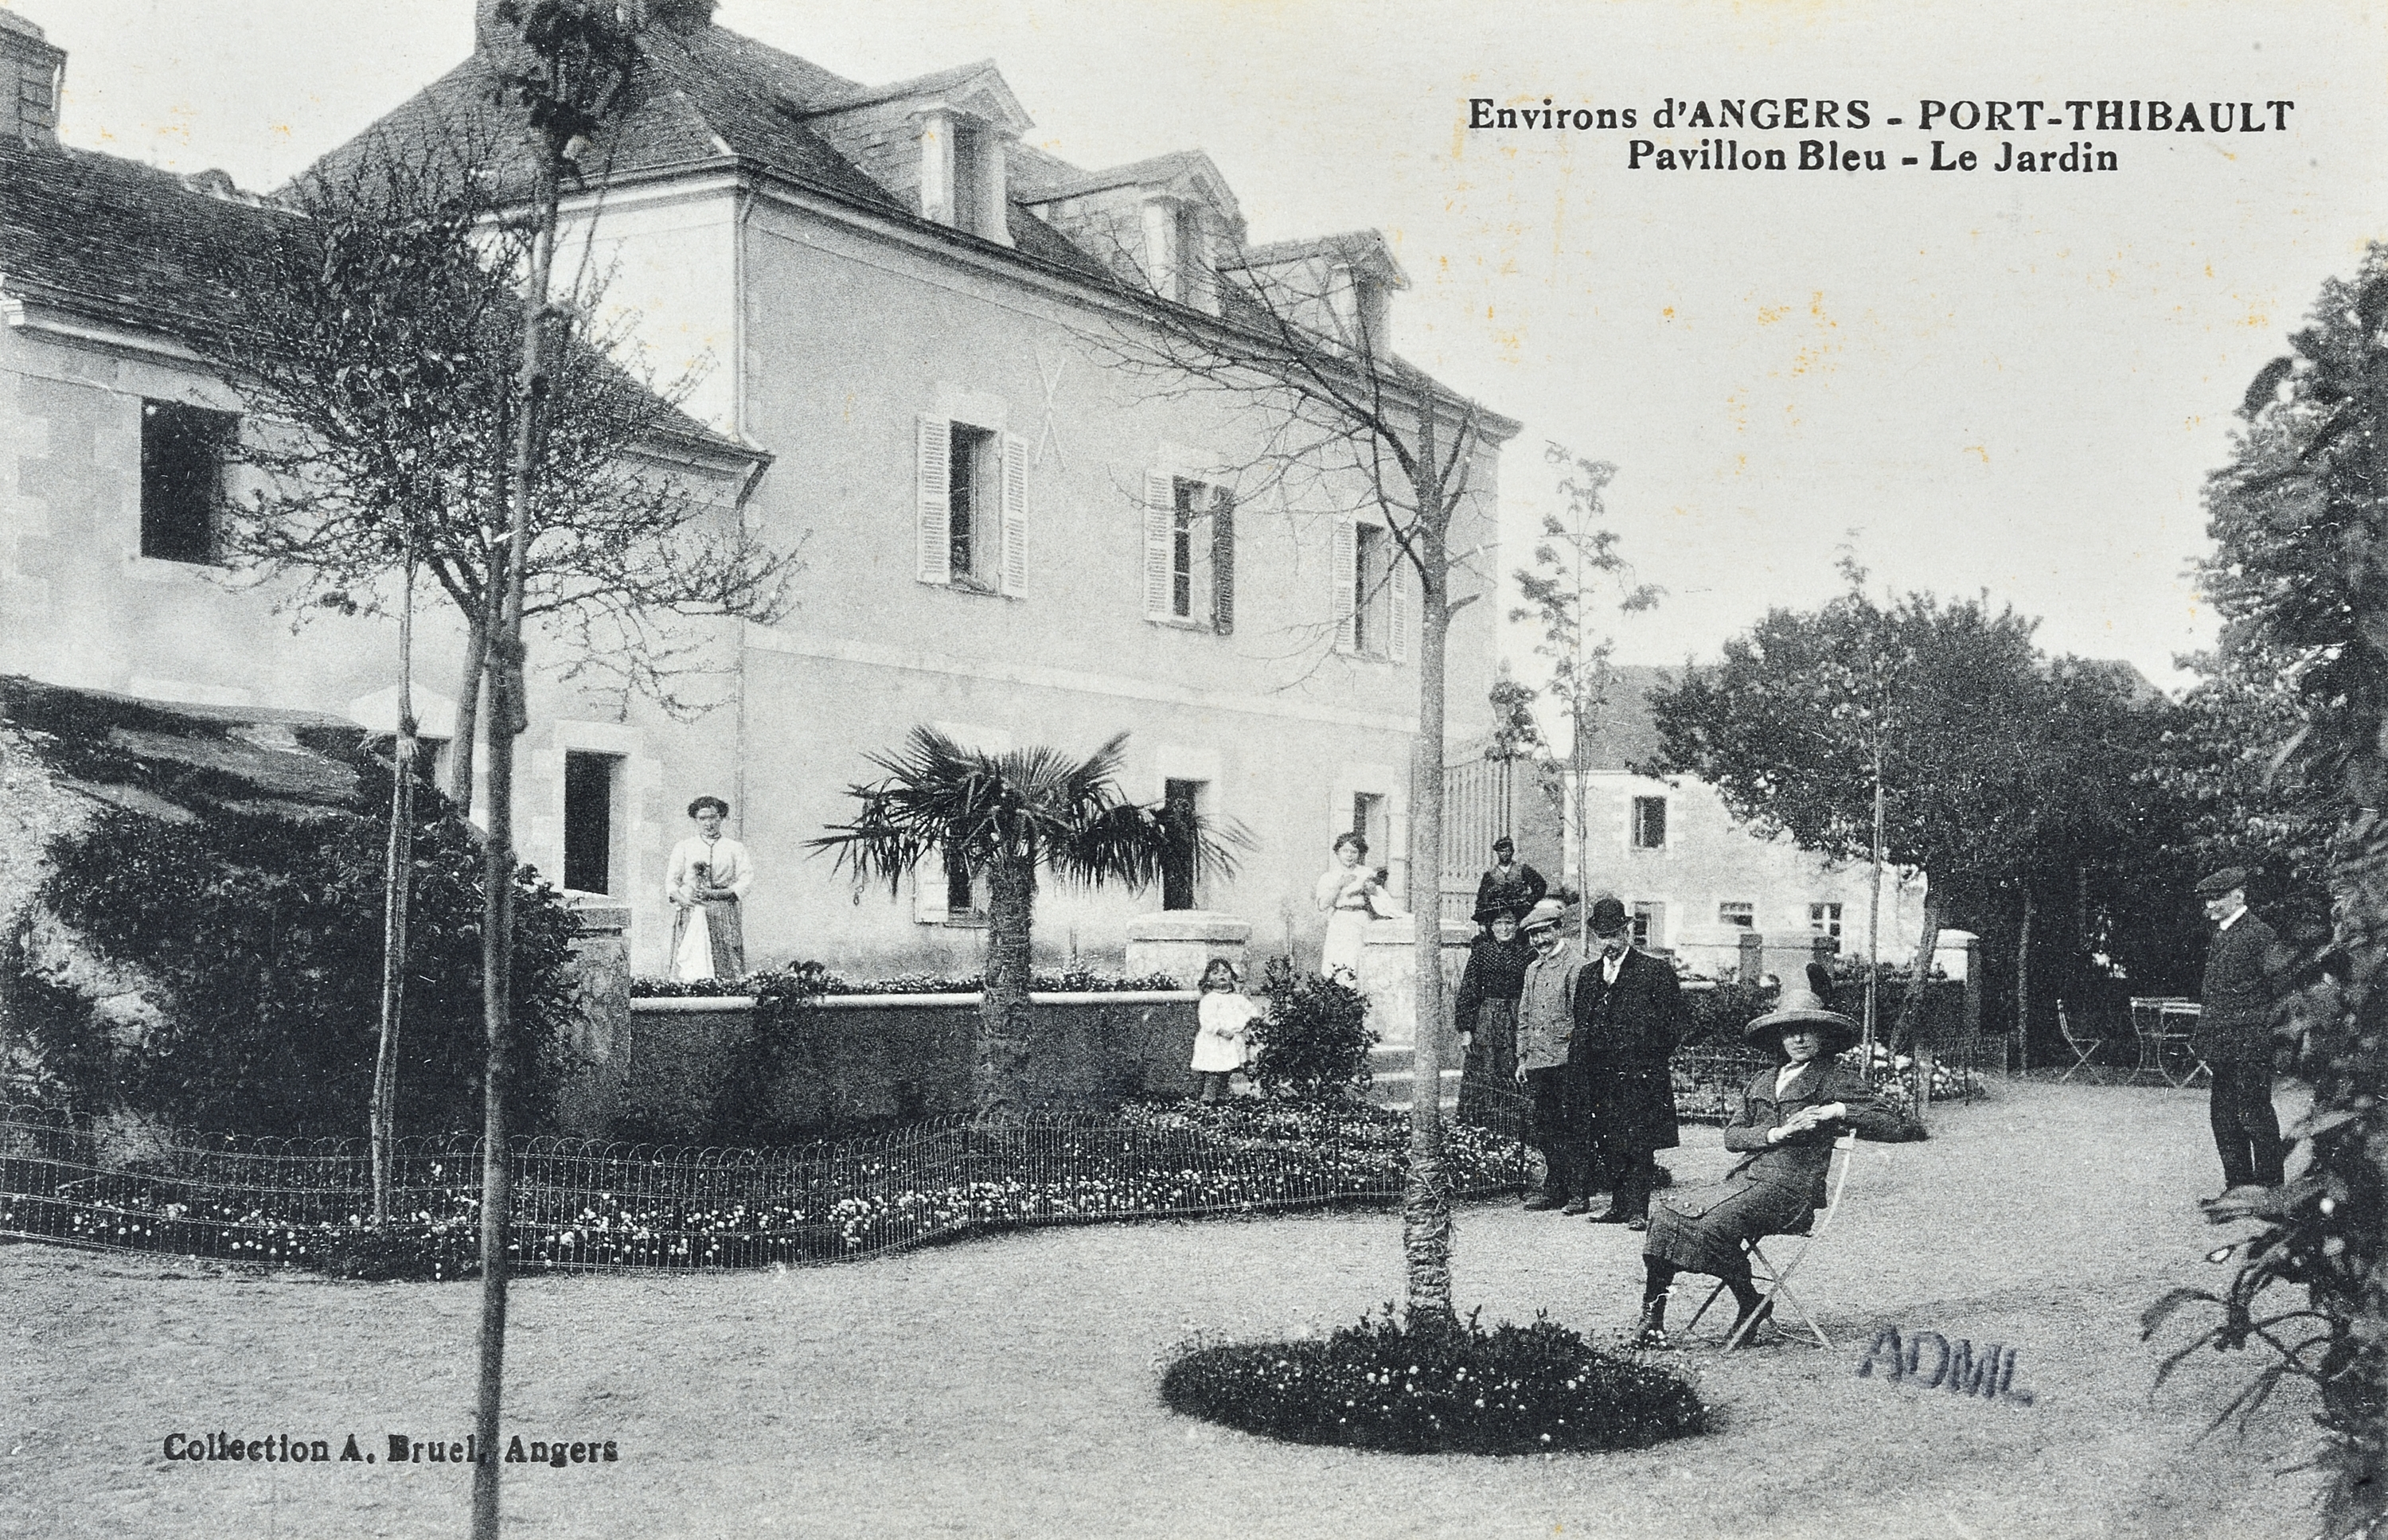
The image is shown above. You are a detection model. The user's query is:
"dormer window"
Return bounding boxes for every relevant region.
[798,62,1031,248]
[914,108,1011,245]
[1154,201,1212,310]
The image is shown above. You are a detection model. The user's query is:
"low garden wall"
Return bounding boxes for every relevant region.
[562,992,1203,1142]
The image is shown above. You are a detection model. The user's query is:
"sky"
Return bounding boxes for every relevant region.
[30,0,2388,689]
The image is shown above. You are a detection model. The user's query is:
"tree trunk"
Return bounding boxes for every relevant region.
[1402,425,1455,1323]
[447,611,491,808]
[1895,886,1944,1051]
[472,143,562,1540]
[978,852,1036,1121]
[2016,887,2034,1074]
[370,554,420,1226]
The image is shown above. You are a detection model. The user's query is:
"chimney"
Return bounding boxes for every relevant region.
[476,0,712,52]
[0,9,64,148]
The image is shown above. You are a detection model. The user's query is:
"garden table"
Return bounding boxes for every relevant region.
[2140,998,2187,1079]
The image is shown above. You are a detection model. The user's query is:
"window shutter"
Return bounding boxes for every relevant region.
[1389,556,1409,663]
[999,432,1029,597]
[1332,518,1358,653]
[1143,470,1174,619]
[1209,488,1235,636]
[912,860,947,922]
[915,415,952,586]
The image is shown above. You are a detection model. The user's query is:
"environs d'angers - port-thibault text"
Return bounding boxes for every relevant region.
[1466,96,2300,174]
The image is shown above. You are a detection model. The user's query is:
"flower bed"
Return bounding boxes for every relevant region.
[629,965,1183,1000]
[0,1097,1529,1281]
[1160,1308,1708,1455]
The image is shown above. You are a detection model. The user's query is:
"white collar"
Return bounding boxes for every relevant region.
[2218,905,2246,931]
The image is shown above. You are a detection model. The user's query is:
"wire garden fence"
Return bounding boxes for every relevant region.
[0,1089,1538,1276]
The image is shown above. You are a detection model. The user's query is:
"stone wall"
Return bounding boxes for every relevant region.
[568,992,1203,1142]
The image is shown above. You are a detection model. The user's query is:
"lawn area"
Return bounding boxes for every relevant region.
[0,1078,2321,1539]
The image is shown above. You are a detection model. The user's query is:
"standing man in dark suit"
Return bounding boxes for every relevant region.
[2191,866,2287,1205]
[1570,895,1684,1229]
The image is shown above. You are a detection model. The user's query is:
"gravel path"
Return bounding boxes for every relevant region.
[0,1078,2320,1539]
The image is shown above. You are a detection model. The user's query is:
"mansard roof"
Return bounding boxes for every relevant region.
[304,20,1506,436]
[0,136,282,333]
[309,29,1105,279]
[0,136,752,462]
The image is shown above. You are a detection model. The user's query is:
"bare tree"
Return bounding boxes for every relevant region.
[1511,443,1661,937]
[187,112,790,1238]
[1088,232,1506,1319]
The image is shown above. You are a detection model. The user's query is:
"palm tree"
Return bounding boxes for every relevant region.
[814,727,1244,1117]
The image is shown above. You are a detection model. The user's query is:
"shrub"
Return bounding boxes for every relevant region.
[30,762,583,1139]
[1160,1308,1707,1455]
[1680,978,1775,1049]
[1249,961,1375,1100]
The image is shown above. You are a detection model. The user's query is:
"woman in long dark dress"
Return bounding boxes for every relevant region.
[1453,906,1533,1126]
[1633,975,1900,1348]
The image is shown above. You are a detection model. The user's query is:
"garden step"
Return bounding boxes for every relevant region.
[1364,1047,1462,1109]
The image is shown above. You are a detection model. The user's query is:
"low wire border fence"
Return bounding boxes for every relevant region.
[0,1090,1535,1275]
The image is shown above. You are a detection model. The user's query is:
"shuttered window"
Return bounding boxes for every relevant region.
[1209,489,1235,635]
[1336,519,1409,661]
[919,413,1026,595]
[1146,470,1234,632]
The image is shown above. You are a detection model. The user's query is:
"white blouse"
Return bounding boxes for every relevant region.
[665,836,754,904]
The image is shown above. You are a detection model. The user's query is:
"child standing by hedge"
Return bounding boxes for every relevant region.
[1191,957,1262,1103]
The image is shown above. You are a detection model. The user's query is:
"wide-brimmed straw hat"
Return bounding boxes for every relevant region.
[1744,986,1862,1056]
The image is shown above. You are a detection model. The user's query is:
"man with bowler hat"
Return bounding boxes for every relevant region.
[1513,898,1591,1211]
[2191,867,2287,1206]
[1571,895,1684,1228]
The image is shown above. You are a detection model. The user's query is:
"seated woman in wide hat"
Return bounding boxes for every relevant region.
[1633,966,1902,1349]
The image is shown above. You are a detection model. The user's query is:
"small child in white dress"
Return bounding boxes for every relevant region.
[1189,957,1264,1104]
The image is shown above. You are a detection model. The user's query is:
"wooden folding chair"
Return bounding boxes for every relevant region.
[2055,998,2103,1083]
[1682,1131,1860,1350]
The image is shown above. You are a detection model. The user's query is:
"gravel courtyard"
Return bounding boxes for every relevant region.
[1,1078,2322,1539]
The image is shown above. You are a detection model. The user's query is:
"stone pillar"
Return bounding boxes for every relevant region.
[1737,930,1766,984]
[1672,924,1744,981]
[1356,913,1475,1049]
[1123,910,1252,988]
[563,894,632,1061]
[1765,931,1837,987]
[552,894,632,1136]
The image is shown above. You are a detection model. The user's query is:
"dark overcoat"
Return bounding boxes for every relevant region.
[1567,946,1684,1156]
[2191,910,2285,1065]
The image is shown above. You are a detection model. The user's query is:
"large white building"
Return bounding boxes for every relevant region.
[0,2,1513,976]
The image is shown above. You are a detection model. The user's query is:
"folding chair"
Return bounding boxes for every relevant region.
[2055,998,2102,1083]
[1682,1131,1859,1350]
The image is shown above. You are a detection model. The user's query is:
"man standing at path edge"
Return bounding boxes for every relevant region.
[2190,866,2286,1207]
[1513,899,1590,1212]
[1570,896,1684,1229]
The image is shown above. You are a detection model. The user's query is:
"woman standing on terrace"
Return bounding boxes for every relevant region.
[666,795,754,981]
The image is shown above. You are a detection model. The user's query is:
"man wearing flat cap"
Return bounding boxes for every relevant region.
[1513,898,1592,1211]
[1569,895,1684,1228]
[1473,837,1547,927]
[2190,867,2287,1204]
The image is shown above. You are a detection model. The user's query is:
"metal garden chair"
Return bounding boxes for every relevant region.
[1681,1130,1861,1351]
[2055,998,2104,1083]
